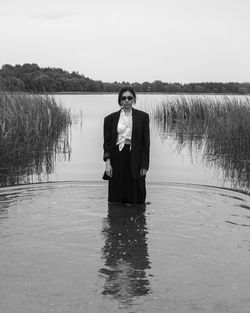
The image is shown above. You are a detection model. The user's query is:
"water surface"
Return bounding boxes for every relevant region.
[0,182,250,313]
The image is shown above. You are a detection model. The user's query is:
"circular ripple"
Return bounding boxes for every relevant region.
[0,181,250,313]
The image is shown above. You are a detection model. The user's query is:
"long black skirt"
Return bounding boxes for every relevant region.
[108,145,146,204]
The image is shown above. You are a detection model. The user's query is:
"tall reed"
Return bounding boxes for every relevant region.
[152,96,250,191]
[0,92,71,186]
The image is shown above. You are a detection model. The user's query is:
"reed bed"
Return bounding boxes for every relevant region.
[0,92,71,186]
[152,96,250,190]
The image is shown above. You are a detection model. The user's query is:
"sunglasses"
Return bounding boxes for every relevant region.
[121,96,134,101]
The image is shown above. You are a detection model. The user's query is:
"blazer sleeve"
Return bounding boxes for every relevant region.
[141,113,150,170]
[103,115,112,161]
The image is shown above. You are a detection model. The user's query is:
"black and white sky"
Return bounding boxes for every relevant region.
[0,0,249,83]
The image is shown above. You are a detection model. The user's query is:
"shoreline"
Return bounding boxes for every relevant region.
[4,91,250,96]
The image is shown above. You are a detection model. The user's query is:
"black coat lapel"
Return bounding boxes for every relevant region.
[112,109,121,139]
[132,108,137,142]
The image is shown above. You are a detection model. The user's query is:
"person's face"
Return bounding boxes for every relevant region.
[120,91,135,110]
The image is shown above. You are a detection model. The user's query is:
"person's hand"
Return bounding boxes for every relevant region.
[105,159,113,178]
[140,168,147,176]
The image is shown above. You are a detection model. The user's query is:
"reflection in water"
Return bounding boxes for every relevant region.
[99,203,151,304]
[0,194,9,222]
[0,93,72,187]
[153,96,250,192]
[0,128,71,187]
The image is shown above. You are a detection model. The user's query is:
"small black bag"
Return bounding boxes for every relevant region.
[102,171,111,180]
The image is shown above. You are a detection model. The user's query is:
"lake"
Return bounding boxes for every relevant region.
[0,94,250,313]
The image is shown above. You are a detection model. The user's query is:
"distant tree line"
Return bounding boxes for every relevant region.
[0,63,249,94]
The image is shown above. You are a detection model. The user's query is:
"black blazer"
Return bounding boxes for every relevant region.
[103,108,150,180]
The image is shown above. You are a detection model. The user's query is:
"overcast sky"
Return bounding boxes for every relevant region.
[0,0,249,83]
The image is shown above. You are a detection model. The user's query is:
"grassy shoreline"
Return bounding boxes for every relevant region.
[152,95,250,191]
[7,91,250,96]
[0,92,71,186]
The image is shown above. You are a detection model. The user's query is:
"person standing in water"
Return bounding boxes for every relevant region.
[103,87,150,205]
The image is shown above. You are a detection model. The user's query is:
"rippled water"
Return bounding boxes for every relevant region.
[1,182,250,312]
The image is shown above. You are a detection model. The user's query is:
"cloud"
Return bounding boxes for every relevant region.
[0,2,78,20]
[0,9,14,17]
[26,9,77,20]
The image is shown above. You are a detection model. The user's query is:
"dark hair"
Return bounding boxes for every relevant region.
[118,86,136,106]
